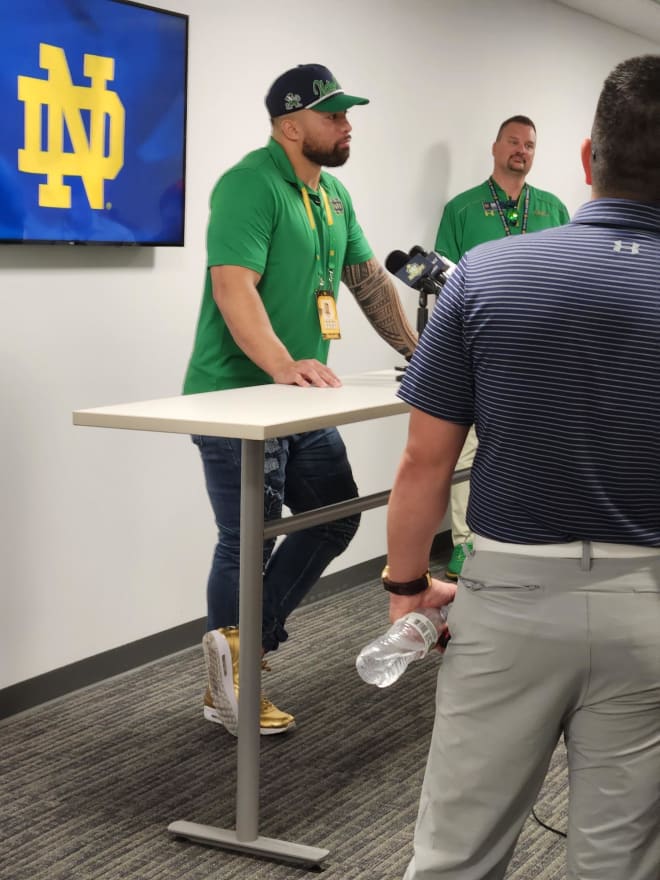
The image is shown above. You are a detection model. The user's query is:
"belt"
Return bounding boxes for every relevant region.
[473,534,660,559]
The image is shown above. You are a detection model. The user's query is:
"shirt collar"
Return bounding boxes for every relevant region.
[266,137,298,185]
[487,177,525,202]
[572,198,660,234]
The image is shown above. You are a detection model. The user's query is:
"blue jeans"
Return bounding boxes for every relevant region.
[192,428,360,652]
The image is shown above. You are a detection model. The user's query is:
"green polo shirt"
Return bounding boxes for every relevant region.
[434,179,570,264]
[183,138,373,393]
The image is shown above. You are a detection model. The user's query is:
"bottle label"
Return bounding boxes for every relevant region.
[405,611,441,652]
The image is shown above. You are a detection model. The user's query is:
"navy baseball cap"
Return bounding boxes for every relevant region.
[265,64,369,118]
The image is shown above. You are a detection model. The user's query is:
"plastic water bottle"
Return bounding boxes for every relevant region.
[356,606,449,688]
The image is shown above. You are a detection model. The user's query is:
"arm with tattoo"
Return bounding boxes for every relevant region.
[341,257,417,358]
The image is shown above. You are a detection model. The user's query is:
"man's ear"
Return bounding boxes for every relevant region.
[581,137,593,185]
[279,115,302,143]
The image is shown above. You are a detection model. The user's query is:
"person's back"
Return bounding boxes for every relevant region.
[385,54,660,880]
[441,206,660,543]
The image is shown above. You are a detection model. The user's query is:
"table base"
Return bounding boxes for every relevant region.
[167,820,329,867]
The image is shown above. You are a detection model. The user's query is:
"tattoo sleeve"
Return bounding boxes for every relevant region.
[341,258,418,358]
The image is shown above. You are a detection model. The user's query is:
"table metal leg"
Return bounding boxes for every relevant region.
[168,438,329,866]
[236,437,265,839]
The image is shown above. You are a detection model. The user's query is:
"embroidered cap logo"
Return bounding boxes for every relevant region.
[284,92,302,111]
[312,78,340,99]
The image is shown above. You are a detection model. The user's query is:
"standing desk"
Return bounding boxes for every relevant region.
[73,371,413,866]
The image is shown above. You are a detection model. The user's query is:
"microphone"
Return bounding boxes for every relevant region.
[384,249,411,274]
[385,245,456,295]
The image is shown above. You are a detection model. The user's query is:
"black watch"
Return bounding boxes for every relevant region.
[381,565,431,596]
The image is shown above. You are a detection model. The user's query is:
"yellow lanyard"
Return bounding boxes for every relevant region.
[301,186,334,227]
[301,185,336,290]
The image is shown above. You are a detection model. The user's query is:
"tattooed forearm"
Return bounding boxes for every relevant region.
[342,258,417,358]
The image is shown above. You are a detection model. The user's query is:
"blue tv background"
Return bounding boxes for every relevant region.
[0,0,188,245]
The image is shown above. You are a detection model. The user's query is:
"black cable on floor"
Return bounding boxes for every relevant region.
[531,806,567,838]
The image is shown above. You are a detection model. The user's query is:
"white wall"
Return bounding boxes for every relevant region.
[1,0,657,688]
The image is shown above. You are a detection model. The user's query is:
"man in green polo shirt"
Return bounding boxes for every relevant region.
[434,115,570,580]
[184,63,418,736]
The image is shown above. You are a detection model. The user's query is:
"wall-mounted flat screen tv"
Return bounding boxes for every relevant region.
[0,0,188,245]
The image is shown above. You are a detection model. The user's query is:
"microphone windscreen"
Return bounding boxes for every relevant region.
[385,250,409,274]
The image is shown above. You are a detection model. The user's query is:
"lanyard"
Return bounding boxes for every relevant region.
[487,177,529,236]
[301,185,336,291]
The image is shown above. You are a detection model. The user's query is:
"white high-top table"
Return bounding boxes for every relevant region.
[73,371,414,867]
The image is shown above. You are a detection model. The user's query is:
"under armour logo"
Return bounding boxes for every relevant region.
[612,240,641,254]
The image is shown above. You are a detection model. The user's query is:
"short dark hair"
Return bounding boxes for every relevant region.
[590,55,660,201]
[496,115,536,140]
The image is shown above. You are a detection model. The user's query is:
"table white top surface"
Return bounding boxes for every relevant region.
[72,371,410,440]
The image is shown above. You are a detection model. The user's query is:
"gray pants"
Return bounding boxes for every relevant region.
[404,550,660,880]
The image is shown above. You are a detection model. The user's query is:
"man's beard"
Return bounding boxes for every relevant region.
[302,140,350,167]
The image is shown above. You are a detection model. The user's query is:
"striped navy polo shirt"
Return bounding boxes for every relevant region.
[398,199,660,545]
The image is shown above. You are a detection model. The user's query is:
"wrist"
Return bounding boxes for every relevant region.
[269,354,297,383]
[382,564,431,596]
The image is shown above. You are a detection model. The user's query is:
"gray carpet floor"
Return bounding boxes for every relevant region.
[0,582,568,880]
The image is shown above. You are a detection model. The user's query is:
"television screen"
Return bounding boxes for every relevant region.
[0,0,188,245]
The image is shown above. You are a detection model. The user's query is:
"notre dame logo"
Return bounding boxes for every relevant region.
[405,262,424,283]
[17,43,125,210]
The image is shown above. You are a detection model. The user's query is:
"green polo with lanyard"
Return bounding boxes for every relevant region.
[434,178,570,264]
[183,138,373,393]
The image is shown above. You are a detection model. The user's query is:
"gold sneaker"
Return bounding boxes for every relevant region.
[202,627,295,736]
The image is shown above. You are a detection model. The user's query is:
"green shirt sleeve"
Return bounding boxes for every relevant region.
[206,169,274,274]
[434,201,462,265]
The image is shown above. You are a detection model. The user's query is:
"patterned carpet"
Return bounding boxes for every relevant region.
[0,582,568,880]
